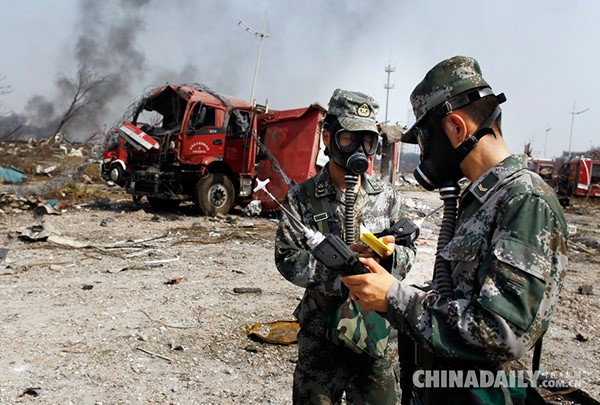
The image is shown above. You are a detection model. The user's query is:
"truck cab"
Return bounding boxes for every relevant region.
[102,84,257,214]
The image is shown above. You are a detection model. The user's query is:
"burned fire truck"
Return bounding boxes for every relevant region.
[101,84,327,215]
[555,156,600,200]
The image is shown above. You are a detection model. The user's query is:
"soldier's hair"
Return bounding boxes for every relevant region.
[321,114,343,137]
[421,94,502,136]
[459,94,502,133]
[323,114,339,129]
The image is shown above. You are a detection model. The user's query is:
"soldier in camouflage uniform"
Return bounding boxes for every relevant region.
[340,56,569,404]
[275,89,415,404]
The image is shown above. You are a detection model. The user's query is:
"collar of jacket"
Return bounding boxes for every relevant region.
[313,163,384,199]
[464,154,527,204]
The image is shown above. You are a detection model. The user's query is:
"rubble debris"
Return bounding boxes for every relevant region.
[164,277,183,285]
[136,347,173,363]
[233,287,262,294]
[245,320,300,345]
[100,217,115,227]
[33,203,60,221]
[145,255,180,266]
[18,224,53,242]
[578,284,594,295]
[35,164,58,176]
[19,387,42,398]
[0,192,32,213]
[139,309,201,330]
[47,234,92,248]
[379,123,405,143]
[168,342,184,351]
[242,200,262,217]
[244,345,260,353]
[106,265,130,274]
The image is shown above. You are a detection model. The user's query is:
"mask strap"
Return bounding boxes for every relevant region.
[454,105,502,162]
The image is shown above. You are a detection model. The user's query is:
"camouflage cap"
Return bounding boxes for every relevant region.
[327,89,379,134]
[402,56,490,143]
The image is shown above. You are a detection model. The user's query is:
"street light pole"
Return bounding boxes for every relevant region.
[568,101,589,159]
[544,125,551,157]
[238,16,269,105]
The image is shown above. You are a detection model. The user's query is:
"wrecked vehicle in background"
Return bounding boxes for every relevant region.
[555,156,600,200]
[101,84,327,215]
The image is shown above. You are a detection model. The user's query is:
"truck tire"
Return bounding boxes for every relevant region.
[109,163,126,186]
[147,197,181,211]
[195,173,235,216]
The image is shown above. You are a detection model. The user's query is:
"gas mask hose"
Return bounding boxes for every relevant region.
[432,182,460,298]
[343,174,359,243]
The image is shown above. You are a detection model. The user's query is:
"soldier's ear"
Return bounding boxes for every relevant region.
[322,126,331,146]
[442,113,469,148]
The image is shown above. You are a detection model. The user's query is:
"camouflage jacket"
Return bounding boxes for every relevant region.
[386,155,569,362]
[275,164,415,334]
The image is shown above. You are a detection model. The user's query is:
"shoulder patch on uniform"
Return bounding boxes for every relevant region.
[473,171,499,199]
[364,176,384,194]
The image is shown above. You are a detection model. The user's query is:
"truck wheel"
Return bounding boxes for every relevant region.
[109,163,126,186]
[195,173,235,216]
[147,197,181,211]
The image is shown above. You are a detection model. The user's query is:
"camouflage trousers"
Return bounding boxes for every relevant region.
[293,328,399,405]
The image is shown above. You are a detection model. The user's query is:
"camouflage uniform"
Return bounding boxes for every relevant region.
[388,56,569,404]
[275,89,415,404]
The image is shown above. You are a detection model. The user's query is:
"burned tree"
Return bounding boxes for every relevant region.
[52,64,107,139]
[0,74,12,119]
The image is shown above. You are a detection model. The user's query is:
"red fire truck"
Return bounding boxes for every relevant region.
[101,84,326,215]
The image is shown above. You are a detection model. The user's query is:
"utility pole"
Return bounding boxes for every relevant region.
[380,62,396,184]
[238,14,269,105]
[384,64,394,123]
[568,101,589,159]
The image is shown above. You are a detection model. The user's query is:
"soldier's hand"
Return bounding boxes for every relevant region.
[349,235,395,262]
[340,257,396,313]
[349,242,377,260]
[376,235,395,259]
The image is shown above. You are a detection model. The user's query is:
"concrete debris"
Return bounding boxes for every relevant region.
[242,199,262,217]
[0,192,33,213]
[35,165,58,176]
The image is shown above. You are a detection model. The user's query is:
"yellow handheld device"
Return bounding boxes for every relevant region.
[360,225,393,257]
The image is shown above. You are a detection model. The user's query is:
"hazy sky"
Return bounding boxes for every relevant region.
[1,0,598,158]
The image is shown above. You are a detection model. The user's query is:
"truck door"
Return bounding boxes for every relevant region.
[179,102,226,164]
[223,110,257,175]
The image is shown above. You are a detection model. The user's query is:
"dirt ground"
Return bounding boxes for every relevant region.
[1,179,599,404]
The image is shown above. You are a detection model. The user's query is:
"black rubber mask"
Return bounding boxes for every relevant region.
[413,125,464,191]
[327,126,379,175]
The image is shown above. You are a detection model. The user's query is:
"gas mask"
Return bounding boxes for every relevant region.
[413,105,503,191]
[326,124,379,175]
[413,124,464,191]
